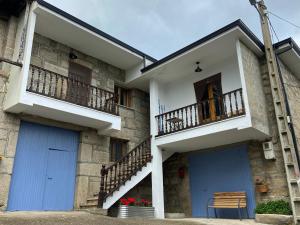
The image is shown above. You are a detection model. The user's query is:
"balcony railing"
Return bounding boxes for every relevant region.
[155,88,245,136]
[27,65,119,115]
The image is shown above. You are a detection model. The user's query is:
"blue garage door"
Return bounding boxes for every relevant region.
[189,145,256,218]
[7,121,79,211]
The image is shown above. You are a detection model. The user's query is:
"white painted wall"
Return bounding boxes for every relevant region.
[157,56,242,113]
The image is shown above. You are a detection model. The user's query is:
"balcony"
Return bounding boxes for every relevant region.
[27,65,119,115]
[4,65,121,133]
[156,88,244,136]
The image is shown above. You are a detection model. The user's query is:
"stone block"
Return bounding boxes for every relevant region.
[44,62,68,76]
[40,48,58,64]
[124,118,135,129]
[89,180,100,197]
[92,150,109,163]
[255,214,293,225]
[78,143,93,162]
[77,163,100,177]
[0,157,14,174]
[74,176,89,208]
[81,131,102,145]
[0,174,11,209]
[6,131,18,157]
[0,128,8,140]
[0,139,6,156]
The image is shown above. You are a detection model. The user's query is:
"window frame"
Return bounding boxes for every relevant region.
[114,85,132,108]
[109,138,128,162]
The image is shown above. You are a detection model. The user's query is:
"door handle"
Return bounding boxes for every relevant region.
[47,177,53,180]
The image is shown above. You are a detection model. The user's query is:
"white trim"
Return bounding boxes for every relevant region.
[142,27,263,76]
[33,4,144,61]
[236,40,252,127]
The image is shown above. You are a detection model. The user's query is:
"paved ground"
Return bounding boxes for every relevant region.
[0,211,269,225]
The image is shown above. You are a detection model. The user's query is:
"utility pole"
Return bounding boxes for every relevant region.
[250,0,300,224]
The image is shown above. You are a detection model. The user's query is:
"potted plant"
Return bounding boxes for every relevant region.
[118,197,154,218]
[255,200,293,225]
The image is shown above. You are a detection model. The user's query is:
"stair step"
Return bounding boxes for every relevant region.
[80,202,98,209]
[87,197,98,202]
[293,197,300,202]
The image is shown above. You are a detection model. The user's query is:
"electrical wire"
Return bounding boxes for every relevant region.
[267,16,280,43]
[268,11,300,30]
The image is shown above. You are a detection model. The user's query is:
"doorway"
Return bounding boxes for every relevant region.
[67,62,92,106]
[8,121,79,211]
[194,73,223,123]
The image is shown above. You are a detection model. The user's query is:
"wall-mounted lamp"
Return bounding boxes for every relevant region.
[69,52,78,60]
[195,61,202,73]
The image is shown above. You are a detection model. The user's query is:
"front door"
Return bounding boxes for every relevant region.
[7,122,79,211]
[194,74,223,123]
[67,62,92,106]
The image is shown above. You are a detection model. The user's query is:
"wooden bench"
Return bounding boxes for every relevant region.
[207,192,249,220]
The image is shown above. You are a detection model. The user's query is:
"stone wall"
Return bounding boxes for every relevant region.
[0,15,22,210]
[0,75,20,209]
[163,153,192,217]
[248,141,289,202]
[239,41,270,135]
[240,41,289,202]
[0,19,8,58]
[280,61,300,152]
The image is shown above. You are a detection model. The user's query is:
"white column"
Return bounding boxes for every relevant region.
[149,78,165,219]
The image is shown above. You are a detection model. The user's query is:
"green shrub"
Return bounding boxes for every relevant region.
[255,200,292,215]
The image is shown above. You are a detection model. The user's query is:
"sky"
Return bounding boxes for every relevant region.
[46,0,300,60]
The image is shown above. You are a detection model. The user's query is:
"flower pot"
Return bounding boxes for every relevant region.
[118,205,155,218]
[256,184,269,193]
[255,214,293,225]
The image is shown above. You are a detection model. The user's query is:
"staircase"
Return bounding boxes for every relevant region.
[80,136,152,210]
[79,136,173,211]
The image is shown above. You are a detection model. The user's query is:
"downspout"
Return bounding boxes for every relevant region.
[274,42,300,170]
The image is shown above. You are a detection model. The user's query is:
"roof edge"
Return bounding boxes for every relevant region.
[141,19,264,73]
[35,0,157,62]
[274,38,300,57]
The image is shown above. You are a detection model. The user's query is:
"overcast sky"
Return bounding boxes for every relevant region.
[46,0,300,60]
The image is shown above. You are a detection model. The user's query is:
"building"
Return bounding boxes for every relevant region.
[1,0,300,222]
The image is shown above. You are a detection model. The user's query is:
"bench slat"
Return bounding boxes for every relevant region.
[208,192,247,209]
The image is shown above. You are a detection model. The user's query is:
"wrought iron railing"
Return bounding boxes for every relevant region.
[27,64,119,115]
[155,88,245,136]
[98,136,152,207]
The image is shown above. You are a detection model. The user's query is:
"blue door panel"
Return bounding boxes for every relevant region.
[43,148,76,210]
[189,145,256,218]
[8,121,79,211]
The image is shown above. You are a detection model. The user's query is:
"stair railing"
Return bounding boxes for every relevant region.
[98,136,152,207]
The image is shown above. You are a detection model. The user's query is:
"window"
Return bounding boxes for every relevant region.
[114,86,132,107]
[110,138,128,162]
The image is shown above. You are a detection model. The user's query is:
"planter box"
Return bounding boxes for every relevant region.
[255,214,293,225]
[118,205,155,218]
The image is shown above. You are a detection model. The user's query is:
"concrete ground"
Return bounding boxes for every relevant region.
[0,211,269,225]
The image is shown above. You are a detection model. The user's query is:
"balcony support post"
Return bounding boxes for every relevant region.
[149,79,165,219]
